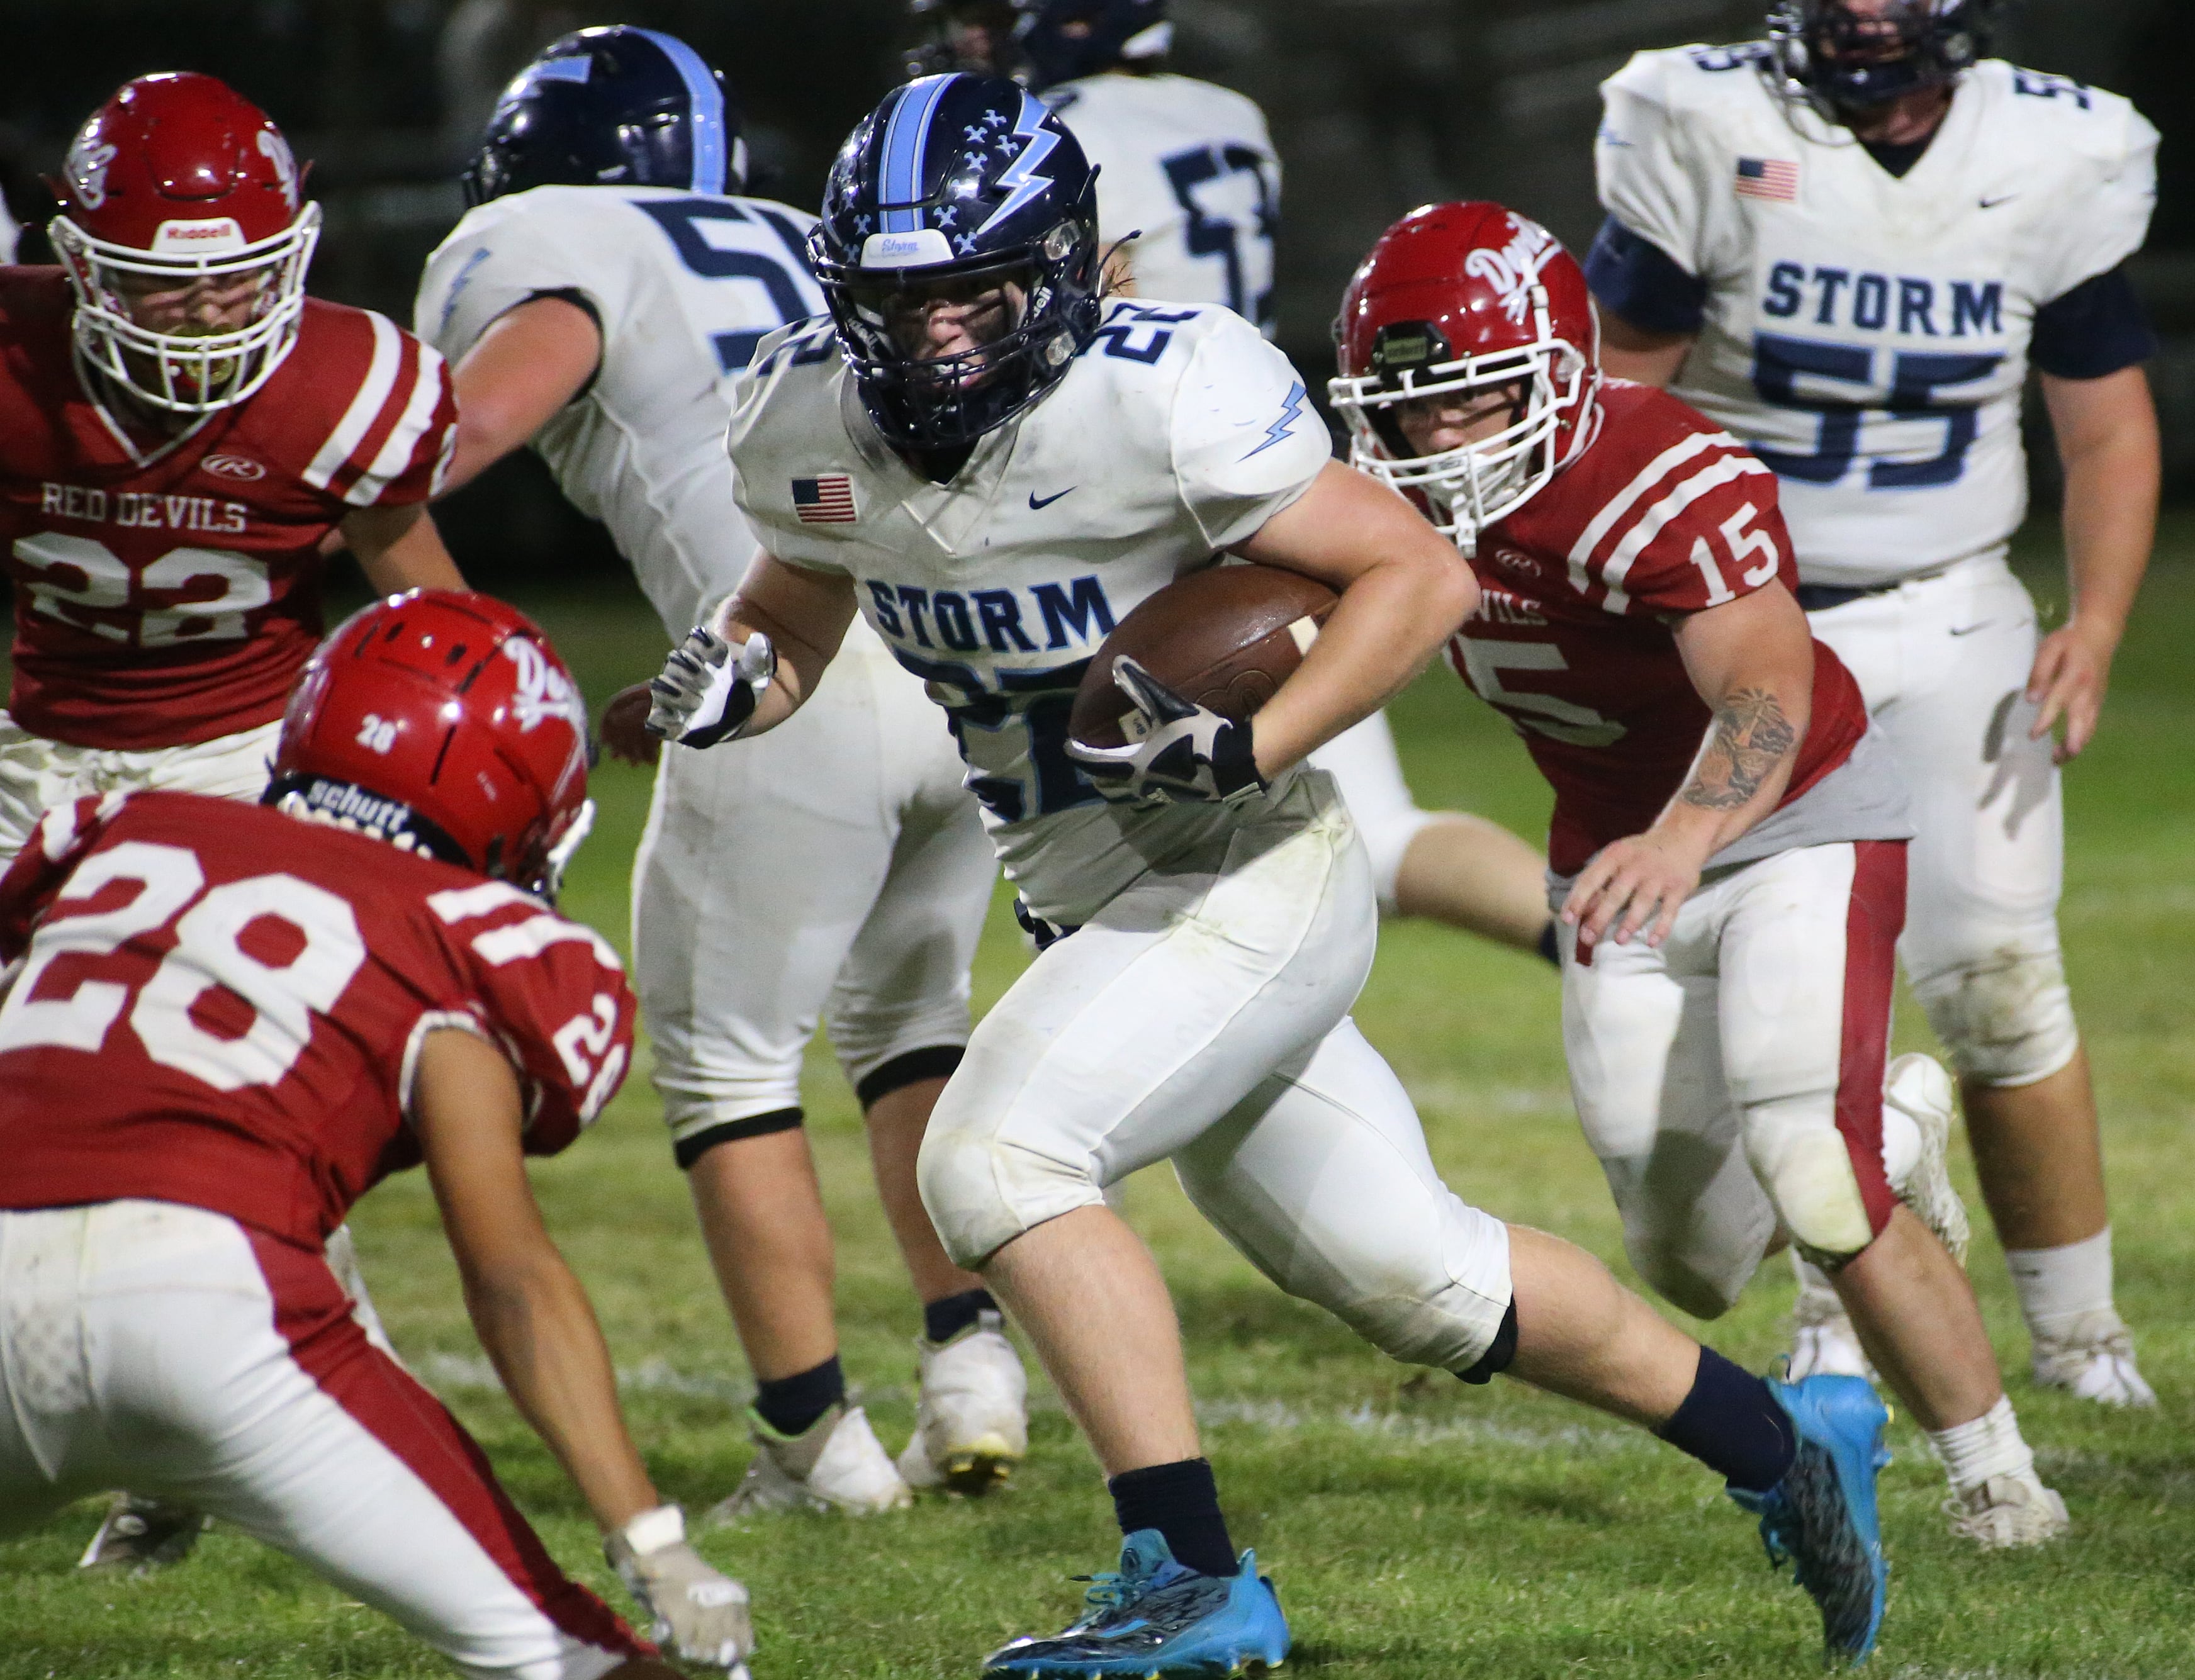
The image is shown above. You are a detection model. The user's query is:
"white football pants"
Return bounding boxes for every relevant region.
[918,771,1515,1374]
[1306,709,1437,916]
[0,1201,648,1680]
[0,714,283,863]
[1561,841,1907,1319]
[632,639,996,1153]
[1807,551,2077,1087]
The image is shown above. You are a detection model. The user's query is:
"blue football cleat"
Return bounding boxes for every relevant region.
[1729,1373,1891,1666]
[982,1530,1291,1677]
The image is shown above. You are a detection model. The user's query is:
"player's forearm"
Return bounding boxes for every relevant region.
[1651,681,1808,861]
[351,505,467,593]
[1252,555,1475,776]
[462,1252,661,1533]
[2050,375,2159,652]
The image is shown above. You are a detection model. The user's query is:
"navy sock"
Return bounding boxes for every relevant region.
[1536,921,1561,968]
[1654,1347,1797,1492]
[1108,1458,1237,1579]
[923,1287,997,1345]
[754,1354,845,1438]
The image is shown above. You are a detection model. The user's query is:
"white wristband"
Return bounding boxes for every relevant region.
[618,1503,685,1555]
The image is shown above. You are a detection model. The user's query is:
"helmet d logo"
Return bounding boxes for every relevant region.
[503,637,585,733]
[256,127,300,210]
[1463,217,1558,327]
[66,136,117,210]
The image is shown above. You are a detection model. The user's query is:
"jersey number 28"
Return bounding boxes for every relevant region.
[0,841,363,1091]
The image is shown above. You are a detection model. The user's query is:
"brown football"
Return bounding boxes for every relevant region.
[1069,564,1340,752]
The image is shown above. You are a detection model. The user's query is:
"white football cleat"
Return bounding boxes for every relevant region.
[1787,1261,1875,1383]
[78,1493,208,1574]
[1944,1470,2071,1548]
[705,1403,912,1521]
[897,1310,1028,1495]
[2031,1308,2158,1408]
[1884,1053,1971,1265]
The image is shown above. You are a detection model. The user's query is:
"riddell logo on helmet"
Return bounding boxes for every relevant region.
[152,218,247,253]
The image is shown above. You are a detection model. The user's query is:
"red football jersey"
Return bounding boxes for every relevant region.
[0,269,456,749]
[0,792,634,1247]
[1451,381,1869,876]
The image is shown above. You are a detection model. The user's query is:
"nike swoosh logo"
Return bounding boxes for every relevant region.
[1948,622,1994,636]
[1979,195,2018,210]
[1028,487,1077,510]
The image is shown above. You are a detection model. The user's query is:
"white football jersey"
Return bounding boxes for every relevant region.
[729,300,1330,924]
[414,184,828,637]
[1597,50,2157,587]
[1043,73,1281,337]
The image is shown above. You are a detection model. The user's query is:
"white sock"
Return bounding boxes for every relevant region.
[2004,1227,2114,1336]
[1926,1396,2035,1493]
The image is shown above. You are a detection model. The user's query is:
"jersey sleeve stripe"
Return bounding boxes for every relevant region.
[1598,455,1773,611]
[470,914,622,972]
[302,313,403,494]
[342,340,452,508]
[1564,430,1733,595]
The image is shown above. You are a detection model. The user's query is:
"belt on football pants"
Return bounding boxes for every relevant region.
[1795,580,1904,612]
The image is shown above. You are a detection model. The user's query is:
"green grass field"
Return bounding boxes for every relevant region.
[4,524,2192,1678]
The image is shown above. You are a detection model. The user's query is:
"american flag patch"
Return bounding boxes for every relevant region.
[792,474,857,524]
[1735,157,1800,203]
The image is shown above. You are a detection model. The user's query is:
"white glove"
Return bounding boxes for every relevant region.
[1065,656,1267,807]
[605,1504,753,1674]
[646,620,775,749]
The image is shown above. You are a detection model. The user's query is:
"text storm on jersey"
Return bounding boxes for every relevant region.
[865,575,1115,654]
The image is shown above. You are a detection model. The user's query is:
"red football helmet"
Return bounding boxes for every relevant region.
[268,591,594,900]
[1330,201,1600,553]
[48,72,320,414]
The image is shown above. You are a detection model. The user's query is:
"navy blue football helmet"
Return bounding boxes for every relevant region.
[462,26,748,208]
[1014,0,1172,91]
[812,73,1101,452]
[1768,0,2001,109]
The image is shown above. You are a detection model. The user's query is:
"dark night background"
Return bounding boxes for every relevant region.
[1,0,2185,591]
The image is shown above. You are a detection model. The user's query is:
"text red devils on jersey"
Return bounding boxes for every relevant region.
[0,269,456,749]
[0,792,634,1248]
[1451,381,1871,876]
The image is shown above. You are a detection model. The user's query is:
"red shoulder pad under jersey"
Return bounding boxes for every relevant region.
[1530,383,1796,617]
[415,880,637,1156]
[286,299,458,509]
[0,793,127,961]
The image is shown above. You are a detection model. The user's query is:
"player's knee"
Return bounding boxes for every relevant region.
[840,1040,967,1112]
[1741,1110,1883,1268]
[1264,1208,1512,1373]
[1620,1230,1748,1321]
[1912,946,2079,1087]
[1356,805,1437,918]
[914,1100,1105,1270]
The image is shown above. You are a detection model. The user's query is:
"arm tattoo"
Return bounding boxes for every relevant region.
[1681,687,1798,812]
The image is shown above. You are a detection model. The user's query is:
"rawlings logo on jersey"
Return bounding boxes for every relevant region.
[1466,216,1558,327]
[502,638,586,734]
[201,453,266,482]
[64,135,118,210]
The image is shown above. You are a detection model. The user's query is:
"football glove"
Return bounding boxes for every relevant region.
[605,1504,754,1675]
[646,620,775,749]
[1066,656,1266,807]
